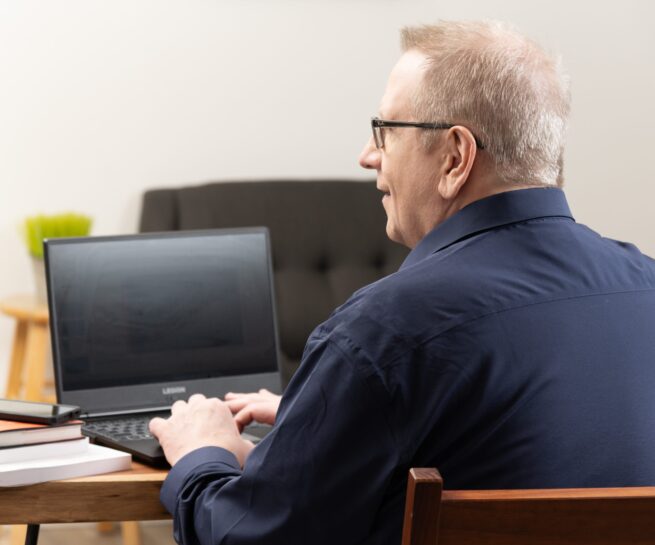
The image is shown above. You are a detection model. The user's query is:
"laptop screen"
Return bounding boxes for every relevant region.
[45,229,279,399]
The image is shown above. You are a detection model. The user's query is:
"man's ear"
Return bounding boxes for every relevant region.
[437,126,478,200]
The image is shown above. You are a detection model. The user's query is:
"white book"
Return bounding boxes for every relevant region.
[0,443,131,487]
[0,437,89,464]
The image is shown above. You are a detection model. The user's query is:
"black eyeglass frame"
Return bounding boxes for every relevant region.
[371,117,485,150]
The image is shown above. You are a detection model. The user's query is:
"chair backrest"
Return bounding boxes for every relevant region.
[402,468,655,545]
[139,180,408,385]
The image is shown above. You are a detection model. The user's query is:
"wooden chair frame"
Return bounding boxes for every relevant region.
[402,468,655,545]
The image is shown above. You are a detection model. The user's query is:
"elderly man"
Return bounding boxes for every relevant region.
[150,20,655,545]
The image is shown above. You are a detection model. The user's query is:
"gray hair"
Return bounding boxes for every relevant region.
[401,21,570,187]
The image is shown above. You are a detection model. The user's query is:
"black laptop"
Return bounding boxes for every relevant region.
[44,228,281,466]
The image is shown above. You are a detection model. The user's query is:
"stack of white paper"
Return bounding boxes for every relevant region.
[0,443,131,487]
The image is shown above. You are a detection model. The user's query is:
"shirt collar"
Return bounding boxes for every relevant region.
[400,187,574,270]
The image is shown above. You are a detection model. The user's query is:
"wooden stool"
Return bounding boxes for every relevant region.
[0,294,53,402]
[1,294,142,545]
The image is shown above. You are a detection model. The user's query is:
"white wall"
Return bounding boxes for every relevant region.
[1,0,654,393]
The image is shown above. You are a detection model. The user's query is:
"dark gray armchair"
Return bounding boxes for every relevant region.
[139,180,408,386]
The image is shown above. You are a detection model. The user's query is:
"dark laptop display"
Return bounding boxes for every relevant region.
[44,228,281,465]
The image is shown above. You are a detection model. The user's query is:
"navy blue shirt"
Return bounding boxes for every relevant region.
[161,187,655,545]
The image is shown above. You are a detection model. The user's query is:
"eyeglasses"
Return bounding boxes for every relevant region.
[371,117,484,150]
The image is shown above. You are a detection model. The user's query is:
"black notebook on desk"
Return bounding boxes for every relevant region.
[44,228,281,466]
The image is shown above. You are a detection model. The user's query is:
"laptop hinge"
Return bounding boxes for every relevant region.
[82,406,171,419]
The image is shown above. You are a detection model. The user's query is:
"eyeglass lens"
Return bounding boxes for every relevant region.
[372,121,384,149]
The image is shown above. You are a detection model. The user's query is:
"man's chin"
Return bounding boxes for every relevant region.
[385,223,403,245]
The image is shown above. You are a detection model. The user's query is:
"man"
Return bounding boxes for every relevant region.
[150,20,655,545]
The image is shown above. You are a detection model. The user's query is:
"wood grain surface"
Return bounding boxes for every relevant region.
[402,468,655,545]
[0,462,169,524]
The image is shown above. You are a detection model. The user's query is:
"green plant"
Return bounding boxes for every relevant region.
[24,213,93,259]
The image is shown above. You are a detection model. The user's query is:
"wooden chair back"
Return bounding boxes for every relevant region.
[401,468,655,545]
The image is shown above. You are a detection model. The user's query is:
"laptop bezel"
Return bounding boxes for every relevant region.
[44,227,282,415]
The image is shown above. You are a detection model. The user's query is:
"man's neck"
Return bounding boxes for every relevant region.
[450,178,543,220]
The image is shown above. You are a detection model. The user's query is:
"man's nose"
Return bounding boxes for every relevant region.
[358,136,381,170]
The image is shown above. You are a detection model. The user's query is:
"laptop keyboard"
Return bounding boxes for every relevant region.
[84,413,272,444]
[83,414,166,442]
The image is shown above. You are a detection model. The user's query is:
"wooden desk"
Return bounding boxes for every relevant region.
[0,462,170,544]
[0,297,167,545]
[0,296,163,545]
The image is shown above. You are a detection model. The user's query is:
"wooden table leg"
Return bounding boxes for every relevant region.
[9,525,26,545]
[24,322,48,401]
[5,321,28,399]
[121,522,142,545]
[97,521,115,533]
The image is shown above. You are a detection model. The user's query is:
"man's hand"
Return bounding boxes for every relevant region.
[149,393,255,467]
[224,388,281,432]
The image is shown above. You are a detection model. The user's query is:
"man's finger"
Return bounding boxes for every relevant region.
[234,402,274,428]
[234,407,255,432]
[188,393,207,404]
[225,398,249,413]
[149,416,166,436]
[225,392,260,402]
[171,399,186,414]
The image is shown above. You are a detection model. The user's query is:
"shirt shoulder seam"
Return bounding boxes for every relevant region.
[380,286,655,371]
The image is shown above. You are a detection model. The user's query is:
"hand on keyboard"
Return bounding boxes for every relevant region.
[149,394,255,467]
[224,388,281,432]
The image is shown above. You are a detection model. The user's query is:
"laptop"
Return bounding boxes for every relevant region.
[44,228,282,466]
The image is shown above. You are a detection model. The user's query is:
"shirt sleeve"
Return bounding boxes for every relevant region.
[159,332,398,545]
